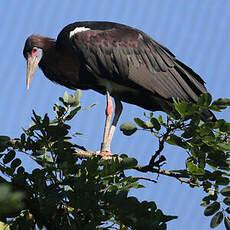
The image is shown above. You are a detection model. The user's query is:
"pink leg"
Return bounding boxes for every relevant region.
[100,91,113,156]
[100,92,123,157]
[107,99,123,146]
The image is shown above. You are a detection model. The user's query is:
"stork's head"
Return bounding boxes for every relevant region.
[23,35,44,89]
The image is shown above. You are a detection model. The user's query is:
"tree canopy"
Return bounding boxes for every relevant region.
[0,91,230,229]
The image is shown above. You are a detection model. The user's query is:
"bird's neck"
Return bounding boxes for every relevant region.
[39,38,58,74]
[41,36,56,50]
[39,38,81,89]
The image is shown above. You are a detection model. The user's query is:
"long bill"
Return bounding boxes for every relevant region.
[26,55,40,89]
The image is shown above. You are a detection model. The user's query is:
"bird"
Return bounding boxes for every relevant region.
[23,21,214,156]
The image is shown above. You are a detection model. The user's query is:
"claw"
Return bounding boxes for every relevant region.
[99,151,113,157]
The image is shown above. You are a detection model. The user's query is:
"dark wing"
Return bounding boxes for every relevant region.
[57,21,207,102]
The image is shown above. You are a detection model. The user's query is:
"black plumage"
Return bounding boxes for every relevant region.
[23,21,209,112]
[23,21,214,154]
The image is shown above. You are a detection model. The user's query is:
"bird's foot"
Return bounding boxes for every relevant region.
[99,151,113,157]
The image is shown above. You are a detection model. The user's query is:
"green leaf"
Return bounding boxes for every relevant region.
[187,162,205,175]
[144,121,154,129]
[20,133,26,144]
[226,207,230,214]
[0,184,24,214]
[82,103,97,111]
[197,93,212,107]
[214,119,225,129]
[120,122,137,136]
[42,113,50,127]
[219,121,230,132]
[212,98,230,107]
[174,101,198,117]
[166,134,181,146]
[210,212,223,228]
[204,202,220,216]
[209,193,218,201]
[46,125,69,139]
[63,91,70,104]
[201,198,210,207]
[224,217,230,230]
[73,132,83,136]
[166,134,188,149]
[65,106,81,121]
[134,117,148,129]
[181,128,196,139]
[224,198,230,206]
[32,168,43,179]
[73,89,82,107]
[10,159,22,169]
[216,177,229,186]
[32,110,42,123]
[217,144,230,151]
[63,90,82,107]
[0,184,10,201]
[64,92,75,105]
[227,210,230,216]
[221,187,230,196]
[119,158,138,169]
[3,151,16,164]
[16,166,25,174]
[150,118,161,131]
[157,115,164,124]
[0,136,10,145]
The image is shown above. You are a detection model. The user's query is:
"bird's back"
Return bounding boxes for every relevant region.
[25,21,213,119]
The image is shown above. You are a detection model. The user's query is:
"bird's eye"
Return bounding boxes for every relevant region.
[31,48,37,56]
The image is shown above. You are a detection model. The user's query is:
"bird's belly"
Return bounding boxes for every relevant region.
[95,76,139,97]
[94,75,167,112]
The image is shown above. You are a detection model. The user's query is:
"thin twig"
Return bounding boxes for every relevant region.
[135,165,188,177]
[65,141,88,151]
[135,165,199,186]
[176,178,200,187]
[133,177,157,183]
[141,125,172,172]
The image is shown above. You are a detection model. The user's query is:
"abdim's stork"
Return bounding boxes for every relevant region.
[23,21,214,156]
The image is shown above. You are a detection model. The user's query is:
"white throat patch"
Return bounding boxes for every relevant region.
[69,27,90,38]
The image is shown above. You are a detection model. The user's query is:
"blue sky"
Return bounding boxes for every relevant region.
[1,1,230,229]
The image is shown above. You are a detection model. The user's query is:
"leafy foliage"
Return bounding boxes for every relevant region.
[0,90,176,230]
[1,91,230,229]
[120,93,230,229]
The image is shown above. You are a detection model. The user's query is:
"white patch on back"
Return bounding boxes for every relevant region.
[69,27,90,38]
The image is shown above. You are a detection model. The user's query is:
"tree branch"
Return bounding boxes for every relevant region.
[135,165,199,186]
[7,138,199,186]
[133,177,157,183]
[137,122,172,173]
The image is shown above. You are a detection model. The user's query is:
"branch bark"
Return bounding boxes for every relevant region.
[7,138,199,187]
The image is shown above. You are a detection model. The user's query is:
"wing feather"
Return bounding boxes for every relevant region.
[57,21,208,103]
